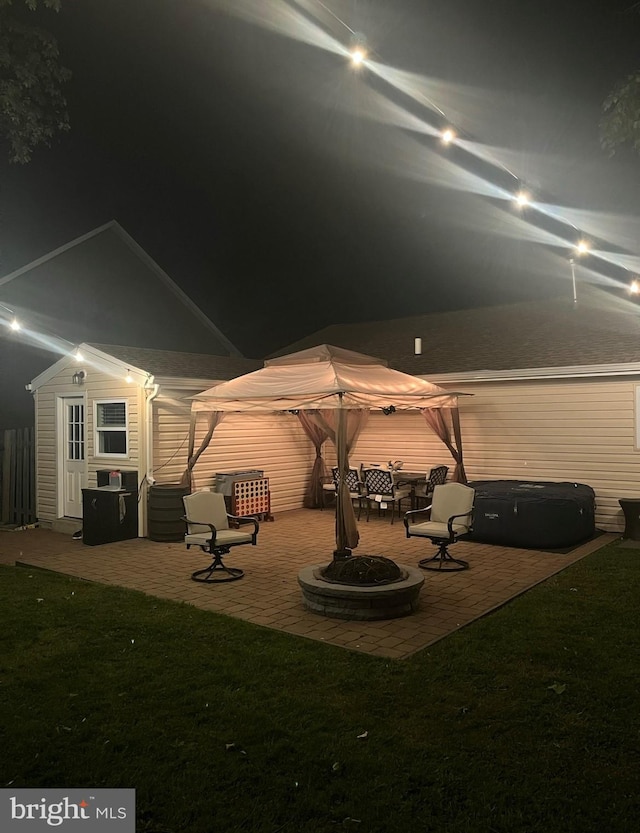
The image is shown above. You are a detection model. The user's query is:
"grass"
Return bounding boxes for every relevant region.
[0,541,638,833]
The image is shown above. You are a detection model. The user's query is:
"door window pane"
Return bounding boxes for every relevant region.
[67,403,85,461]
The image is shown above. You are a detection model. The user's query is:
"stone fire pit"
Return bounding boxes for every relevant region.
[297,555,424,621]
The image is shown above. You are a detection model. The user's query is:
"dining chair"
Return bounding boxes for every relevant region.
[413,465,449,510]
[331,466,365,519]
[361,467,411,524]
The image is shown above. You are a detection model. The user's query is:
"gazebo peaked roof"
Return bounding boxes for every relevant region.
[192,344,464,412]
[265,344,388,366]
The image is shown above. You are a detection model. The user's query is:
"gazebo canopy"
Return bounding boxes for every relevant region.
[188,345,467,558]
[192,344,462,412]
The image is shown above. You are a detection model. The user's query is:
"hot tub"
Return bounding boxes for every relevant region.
[469,480,595,549]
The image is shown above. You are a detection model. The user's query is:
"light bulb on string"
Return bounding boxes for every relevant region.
[630,279,640,296]
[575,239,590,255]
[349,31,367,68]
[10,317,20,331]
[350,47,366,66]
[327,5,640,301]
[74,349,83,362]
[440,128,456,145]
[125,369,133,384]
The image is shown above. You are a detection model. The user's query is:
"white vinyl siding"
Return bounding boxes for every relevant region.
[345,375,638,533]
[152,390,316,512]
[155,376,637,530]
[35,355,638,536]
[350,412,450,475]
[450,377,636,533]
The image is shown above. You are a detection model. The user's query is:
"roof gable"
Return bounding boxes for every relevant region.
[0,221,242,358]
[30,343,262,391]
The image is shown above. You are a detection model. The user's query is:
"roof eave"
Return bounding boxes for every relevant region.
[30,343,148,390]
[153,376,229,389]
[423,361,640,384]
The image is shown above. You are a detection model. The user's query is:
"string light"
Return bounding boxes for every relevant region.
[325,2,640,294]
[575,239,590,255]
[1,301,21,331]
[350,47,366,66]
[3,3,639,374]
[0,303,144,384]
[440,128,456,145]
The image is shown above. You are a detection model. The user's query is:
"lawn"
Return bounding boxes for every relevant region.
[1,541,638,833]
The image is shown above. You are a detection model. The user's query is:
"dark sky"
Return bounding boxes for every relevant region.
[2,0,640,357]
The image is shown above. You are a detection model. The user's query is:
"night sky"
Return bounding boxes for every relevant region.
[2,0,640,358]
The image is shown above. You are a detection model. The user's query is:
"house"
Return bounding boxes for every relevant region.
[269,284,640,533]
[30,282,640,537]
[29,341,460,538]
[0,221,241,429]
[29,343,269,535]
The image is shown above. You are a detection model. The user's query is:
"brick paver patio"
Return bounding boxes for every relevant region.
[0,509,616,659]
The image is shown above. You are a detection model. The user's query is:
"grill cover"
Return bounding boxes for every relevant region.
[469,480,595,549]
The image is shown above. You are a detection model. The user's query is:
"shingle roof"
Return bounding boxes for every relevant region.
[271,286,640,375]
[88,344,262,380]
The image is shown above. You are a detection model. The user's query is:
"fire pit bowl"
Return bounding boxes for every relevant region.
[298,555,424,621]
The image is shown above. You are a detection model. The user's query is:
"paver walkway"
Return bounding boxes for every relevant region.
[0,509,616,659]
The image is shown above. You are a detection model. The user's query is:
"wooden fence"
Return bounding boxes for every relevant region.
[1,427,36,526]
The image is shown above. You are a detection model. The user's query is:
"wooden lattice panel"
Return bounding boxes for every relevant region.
[232,477,271,518]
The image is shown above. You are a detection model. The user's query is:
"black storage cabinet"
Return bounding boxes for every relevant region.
[469,480,595,549]
[82,487,138,546]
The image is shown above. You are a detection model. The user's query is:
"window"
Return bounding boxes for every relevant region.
[95,400,128,456]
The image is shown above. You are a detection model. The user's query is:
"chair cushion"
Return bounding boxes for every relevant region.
[430,483,474,526]
[185,529,254,547]
[406,521,468,539]
[183,491,230,534]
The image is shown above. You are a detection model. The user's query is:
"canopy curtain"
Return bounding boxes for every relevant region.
[421,407,467,484]
[180,411,225,490]
[296,411,330,509]
[308,408,369,552]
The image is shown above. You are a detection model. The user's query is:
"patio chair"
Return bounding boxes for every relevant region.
[404,482,475,571]
[362,467,411,524]
[412,465,449,510]
[182,491,259,583]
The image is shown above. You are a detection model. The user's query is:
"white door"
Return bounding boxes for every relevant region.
[60,397,86,518]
